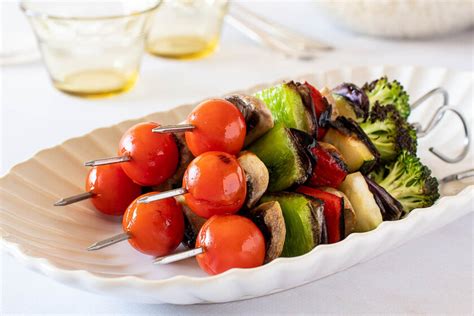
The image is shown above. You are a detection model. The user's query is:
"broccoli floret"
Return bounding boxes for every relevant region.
[363,76,410,119]
[369,151,439,214]
[359,104,417,162]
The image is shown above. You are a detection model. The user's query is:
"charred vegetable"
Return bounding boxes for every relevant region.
[362,76,410,119]
[318,186,356,237]
[307,142,348,188]
[237,151,270,209]
[339,172,383,232]
[304,82,330,139]
[225,94,274,146]
[182,203,206,249]
[364,176,403,221]
[297,186,344,244]
[153,133,194,191]
[332,83,369,122]
[254,81,316,135]
[247,201,286,263]
[359,103,417,162]
[370,150,439,214]
[261,192,326,257]
[248,124,314,192]
[323,117,379,173]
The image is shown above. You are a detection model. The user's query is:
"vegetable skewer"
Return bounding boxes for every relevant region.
[85,122,179,186]
[138,151,247,219]
[89,192,184,256]
[55,164,141,216]
[152,99,247,156]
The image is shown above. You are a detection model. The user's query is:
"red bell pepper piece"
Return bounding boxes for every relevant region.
[297,186,344,243]
[304,82,328,140]
[307,143,348,188]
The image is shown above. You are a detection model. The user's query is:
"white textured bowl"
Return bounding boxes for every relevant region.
[317,0,474,38]
[1,66,473,304]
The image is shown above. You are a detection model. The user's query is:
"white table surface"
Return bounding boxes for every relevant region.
[1,1,473,314]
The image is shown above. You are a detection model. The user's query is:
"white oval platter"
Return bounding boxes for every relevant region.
[0,65,473,304]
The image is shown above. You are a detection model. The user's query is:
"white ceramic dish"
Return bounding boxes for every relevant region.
[1,66,473,304]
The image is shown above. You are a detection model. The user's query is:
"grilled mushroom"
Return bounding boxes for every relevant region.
[225,94,274,146]
[153,133,194,191]
[237,151,270,209]
[247,201,286,263]
[181,203,207,249]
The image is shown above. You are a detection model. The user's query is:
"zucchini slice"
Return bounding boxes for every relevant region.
[248,124,313,192]
[339,172,383,232]
[254,81,316,135]
[323,117,379,173]
[260,192,326,257]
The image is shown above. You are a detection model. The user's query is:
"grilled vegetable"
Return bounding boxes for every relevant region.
[307,142,348,188]
[304,82,330,139]
[254,81,316,135]
[237,151,270,209]
[225,94,274,146]
[323,117,379,173]
[153,133,194,191]
[247,201,286,263]
[318,187,356,237]
[359,103,417,162]
[182,203,206,249]
[261,192,326,257]
[370,150,439,214]
[248,124,314,192]
[364,176,403,221]
[297,186,344,243]
[339,172,383,232]
[332,83,370,122]
[362,76,410,119]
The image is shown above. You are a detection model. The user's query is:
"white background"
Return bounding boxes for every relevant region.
[1,1,473,314]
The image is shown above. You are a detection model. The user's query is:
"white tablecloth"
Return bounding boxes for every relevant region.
[1,1,473,314]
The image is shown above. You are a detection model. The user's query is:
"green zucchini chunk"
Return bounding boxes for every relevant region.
[260,192,326,257]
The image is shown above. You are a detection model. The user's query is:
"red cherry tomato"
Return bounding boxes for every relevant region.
[304,82,328,139]
[185,99,246,156]
[122,192,184,256]
[119,122,179,186]
[85,164,141,216]
[183,152,246,218]
[196,215,265,275]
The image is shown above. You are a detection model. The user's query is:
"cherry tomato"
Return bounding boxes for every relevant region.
[183,152,246,218]
[196,215,265,275]
[119,122,179,186]
[85,164,142,216]
[122,192,184,256]
[185,99,246,156]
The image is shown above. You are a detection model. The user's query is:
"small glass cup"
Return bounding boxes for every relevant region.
[21,0,160,98]
[146,0,228,60]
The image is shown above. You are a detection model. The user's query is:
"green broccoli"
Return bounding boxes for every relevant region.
[359,103,417,162]
[363,76,410,119]
[370,150,439,214]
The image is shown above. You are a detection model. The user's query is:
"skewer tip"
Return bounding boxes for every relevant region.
[54,199,68,206]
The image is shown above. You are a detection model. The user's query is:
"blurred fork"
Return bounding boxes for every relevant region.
[226,4,332,60]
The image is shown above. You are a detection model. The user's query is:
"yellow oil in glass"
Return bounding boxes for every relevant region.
[147,35,219,60]
[53,69,138,98]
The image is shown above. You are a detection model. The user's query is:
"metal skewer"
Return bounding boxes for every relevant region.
[84,155,130,167]
[411,87,470,163]
[154,247,204,264]
[152,124,195,134]
[440,169,474,184]
[87,232,131,251]
[137,187,187,204]
[54,191,94,206]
